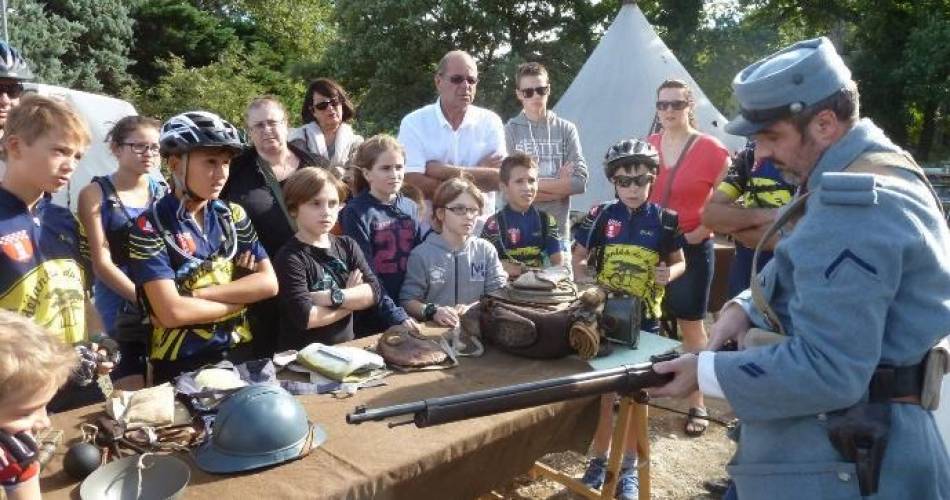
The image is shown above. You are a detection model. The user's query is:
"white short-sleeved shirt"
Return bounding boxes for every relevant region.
[397,99,507,212]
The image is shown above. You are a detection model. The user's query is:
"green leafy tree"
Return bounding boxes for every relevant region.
[132,43,305,127]
[127,0,238,86]
[9,0,134,93]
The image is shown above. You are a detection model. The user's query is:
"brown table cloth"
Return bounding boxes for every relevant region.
[41,332,598,499]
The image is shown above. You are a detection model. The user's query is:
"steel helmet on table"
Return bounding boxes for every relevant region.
[193,384,325,474]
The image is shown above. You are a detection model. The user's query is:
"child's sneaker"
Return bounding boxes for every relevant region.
[615,466,639,500]
[580,456,607,489]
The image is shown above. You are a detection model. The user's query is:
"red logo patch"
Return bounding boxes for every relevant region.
[175,233,197,255]
[137,217,154,233]
[486,219,498,231]
[507,228,521,246]
[605,219,623,239]
[0,230,33,262]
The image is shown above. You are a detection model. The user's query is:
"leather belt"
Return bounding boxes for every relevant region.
[869,363,923,404]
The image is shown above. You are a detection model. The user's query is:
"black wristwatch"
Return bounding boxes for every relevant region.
[422,302,438,321]
[330,288,345,309]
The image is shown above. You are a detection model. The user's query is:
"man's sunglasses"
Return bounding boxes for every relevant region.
[446,74,478,86]
[0,82,24,99]
[520,86,550,98]
[313,98,339,111]
[656,100,689,111]
[443,205,480,216]
[612,174,655,188]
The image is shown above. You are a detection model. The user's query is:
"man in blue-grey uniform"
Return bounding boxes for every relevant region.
[651,37,950,499]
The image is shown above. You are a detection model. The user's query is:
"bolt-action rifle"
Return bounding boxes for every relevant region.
[347,352,678,428]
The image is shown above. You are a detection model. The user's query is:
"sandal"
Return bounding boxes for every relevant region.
[685,407,709,437]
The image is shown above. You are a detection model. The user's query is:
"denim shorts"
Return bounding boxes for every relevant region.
[663,238,715,321]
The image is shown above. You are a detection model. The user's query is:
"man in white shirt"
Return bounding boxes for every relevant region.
[398,50,506,215]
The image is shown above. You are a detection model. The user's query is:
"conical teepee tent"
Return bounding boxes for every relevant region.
[554,0,745,213]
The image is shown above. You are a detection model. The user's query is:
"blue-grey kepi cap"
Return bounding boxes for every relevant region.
[725,37,852,136]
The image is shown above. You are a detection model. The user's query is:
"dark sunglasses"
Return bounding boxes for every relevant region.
[447,74,478,86]
[0,82,24,99]
[313,98,339,111]
[656,100,689,111]
[519,86,550,98]
[612,174,655,188]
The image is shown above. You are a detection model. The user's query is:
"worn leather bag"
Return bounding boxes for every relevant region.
[480,298,577,359]
[376,325,458,371]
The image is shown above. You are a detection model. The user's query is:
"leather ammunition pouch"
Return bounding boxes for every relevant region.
[376,325,457,371]
[827,402,891,497]
[601,295,643,348]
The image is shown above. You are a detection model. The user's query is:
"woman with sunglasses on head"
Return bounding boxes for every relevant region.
[505,62,588,247]
[222,96,327,357]
[289,78,364,180]
[400,176,507,327]
[77,115,167,390]
[647,79,731,437]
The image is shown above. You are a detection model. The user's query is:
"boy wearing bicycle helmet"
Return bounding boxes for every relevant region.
[480,152,563,278]
[571,138,685,498]
[127,111,278,383]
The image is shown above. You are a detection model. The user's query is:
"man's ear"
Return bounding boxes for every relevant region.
[812,109,842,146]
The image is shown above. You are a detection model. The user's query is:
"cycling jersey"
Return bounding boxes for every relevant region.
[127,194,267,361]
[717,148,794,209]
[573,200,681,318]
[0,186,90,344]
[481,205,562,268]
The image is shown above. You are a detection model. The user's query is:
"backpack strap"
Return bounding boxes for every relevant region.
[585,201,617,274]
[494,210,513,261]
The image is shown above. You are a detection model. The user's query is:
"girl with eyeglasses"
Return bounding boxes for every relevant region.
[274,167,413,351]
[77,115,167,390]
[400,177,507,327]
[340,135,424,336]
[647,79,731,437]
[289,78,364,178]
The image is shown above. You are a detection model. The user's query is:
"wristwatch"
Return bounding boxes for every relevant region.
[330,288,345,309]
[423,302,438,321]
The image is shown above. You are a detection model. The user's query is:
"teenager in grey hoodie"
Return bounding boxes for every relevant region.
[400,177,507,327]
[505,62,588,241]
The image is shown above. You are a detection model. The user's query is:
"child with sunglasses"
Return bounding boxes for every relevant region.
[0,42,33,178]
[505,62,588,244]
[400,177,507,327]
[275,167,413,350]
[571,139,685,499]
[480,152,563,278]
[340,135,423,336]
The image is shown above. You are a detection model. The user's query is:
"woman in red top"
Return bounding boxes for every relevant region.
[647,79,730,437]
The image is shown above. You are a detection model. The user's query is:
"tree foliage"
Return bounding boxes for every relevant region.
[9,0,134,94]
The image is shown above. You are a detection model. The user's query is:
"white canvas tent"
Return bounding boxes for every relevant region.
[554,0,745,213]
[23,83,157,211]
[938,381,950,452]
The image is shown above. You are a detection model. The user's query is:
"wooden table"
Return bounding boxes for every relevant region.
[41,330,600,500]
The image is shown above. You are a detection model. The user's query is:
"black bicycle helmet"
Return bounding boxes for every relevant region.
[0,41,34,81]
[159,111,244,158]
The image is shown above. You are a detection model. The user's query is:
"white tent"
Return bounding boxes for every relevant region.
[23,83,157,211]
[554,0,745,213]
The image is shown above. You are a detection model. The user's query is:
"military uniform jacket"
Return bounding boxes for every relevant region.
[0,187,91,344]
[718,120,950,499]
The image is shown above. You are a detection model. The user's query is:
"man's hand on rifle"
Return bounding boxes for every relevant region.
[706,302,752,351]
[649,353,699,398]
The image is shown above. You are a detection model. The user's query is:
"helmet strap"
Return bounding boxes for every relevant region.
[173,152,206,203]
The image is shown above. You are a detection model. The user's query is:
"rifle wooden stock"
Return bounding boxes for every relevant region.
[347,354,676,428]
